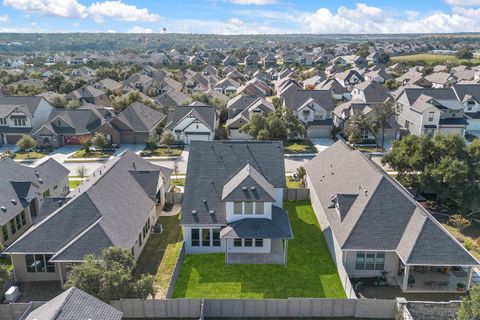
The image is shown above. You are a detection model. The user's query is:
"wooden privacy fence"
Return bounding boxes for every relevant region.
[165,243,185,299]
[110,298,396,319]
[284,188,310,201]
[0,302,44,320]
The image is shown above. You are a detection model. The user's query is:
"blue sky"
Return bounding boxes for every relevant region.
[0,0,479,34]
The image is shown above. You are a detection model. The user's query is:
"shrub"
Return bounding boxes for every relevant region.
[449,214,471,231]
[464,239,474,251]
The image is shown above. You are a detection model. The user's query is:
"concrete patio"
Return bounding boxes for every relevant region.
[227,240,285,265]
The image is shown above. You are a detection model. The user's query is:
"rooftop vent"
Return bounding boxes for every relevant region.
[38,178,43,184]
[34,170,39,177]
[242,187,248,191]
[57,200,63,207]
[192,210,197,214]
[250,187,256,191]
[11,199,16,205]
[209,210,215,215]
[0,207,6,213]
[364,190,368,196]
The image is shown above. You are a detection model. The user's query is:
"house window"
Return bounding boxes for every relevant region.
[361,130,369,140]
[255,202,264,215]
[0,118,6,125]
[25,254,55,273]
[428,112,435,122]
[234,239,242,247]
[9,219,16,235]
[255,239,263,247]
[15,215,22,231]
[12,118,26,126]
[233,202,242,215]
[191,229,200,247]
[355,252,386,271]
[2,225,8,241]
[244,239,253,247]
[21,211,26,226]
[212,229,221,247]
[138,234,142,247]
[244,202,253,215]
[202,229,211,247]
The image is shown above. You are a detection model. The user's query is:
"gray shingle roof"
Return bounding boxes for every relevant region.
[115,102,166,133]
[166,105,216,131]
[220,206,293,239]
[305,141,479,266]
[6,151,168,261]
[283,89,335,112]
[24,287,122,320]
[183,141,285,225]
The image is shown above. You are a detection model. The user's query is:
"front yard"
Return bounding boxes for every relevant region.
[135,212,184,298]
[14,151,49,159]
[173,201,345,299]
[141,146,184,157]
[69,149,114,159]
[284,140,317,154]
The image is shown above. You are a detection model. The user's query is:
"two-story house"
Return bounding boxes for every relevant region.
[182,141,292,265]
[0,97,54,145]
[282,89,335,138]
[0,157,69,247]
[165,105,217,144]
[225,98,275,140]
[453,83,480,133]
[396,87,467,137]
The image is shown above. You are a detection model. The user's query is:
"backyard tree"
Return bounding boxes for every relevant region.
[16,135,37,159]
[67,247,155,302]
[296,166,306,187]
[0,244,10,291]
[370,102,397,148]
[160,129,176,153]
[75,165,88,187]
[457,285,480,320]
[456,49,474,60]
[239,108,304,140]
[91,133,108,151]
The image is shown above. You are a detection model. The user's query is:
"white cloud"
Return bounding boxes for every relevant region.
[165,17,287,34]
[3,0,160,22]
[0,14,9,23]
[88,1,160,22]
[3,0,87,18]
[227,0,276,5]
[445,0,480,6]
[127,26,153,33]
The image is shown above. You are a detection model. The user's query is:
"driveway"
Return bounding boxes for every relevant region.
[115,143,146,155]
[310,138,334,153]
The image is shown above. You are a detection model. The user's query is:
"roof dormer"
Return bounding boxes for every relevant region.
[222,163,275,202]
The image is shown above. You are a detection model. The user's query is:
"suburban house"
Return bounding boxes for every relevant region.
[4,151,171,285]
[335,69,365,88]
[225,98,275,140]
[155,90,189,109]
[395,87,468,137]
[33,108,105,147]
[165,105,217,144]
[453,83,480,134]
[425,72,456,89]
[315,78,349,101]
[334,100,399,144]
[305,141,479,294]
[65,85,111,107]
[96,102,166,144]
[0,157,69,246]
[351,80,392,104]
[23,287,122,320]
[226,94,260,119]
[0,96,54,145]
[182,141,292,265]
[282,89,335,138]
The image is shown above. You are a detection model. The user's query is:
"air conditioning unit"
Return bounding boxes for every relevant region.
[5,286,20,302]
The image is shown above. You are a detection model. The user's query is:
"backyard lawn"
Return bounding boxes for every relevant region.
[70,149,114,159]
[173,201,345,299]
[141,147,184,157]
[437,215,480,260]
[284,140,317,154]
[391,53,480,65]
[135,213,184,298]
[14,151,49,159]
[171,177,186,187]
[286,177,303,188]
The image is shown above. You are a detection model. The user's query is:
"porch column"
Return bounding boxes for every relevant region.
[466,267,474,290]
[284,239,288,267]
[402,265,410,292]
[58,262,64,288]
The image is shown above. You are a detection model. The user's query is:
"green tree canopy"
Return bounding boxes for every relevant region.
[66,247,155,302]
[16,135,37,158]
[457,285,480,320]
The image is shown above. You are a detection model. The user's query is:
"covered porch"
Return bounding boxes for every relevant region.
[226,239,287,265]
[396,263,475,293]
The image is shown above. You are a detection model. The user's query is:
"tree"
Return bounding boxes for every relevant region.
[385,79,400,90]
[448,214,471,231]
[296,166,306,187]
[457,285,480,320]
[16,135,37,158]
[240,108,304,141]
[66,247,155,302]
[271,97,282,109]
[370,102,396,148]
[66,99,81,109]
[91,133,108,151]
[145,135,158,149]
[345,114,377,145]
[160,129,176,153]
[76,165,88,180]
[376,53,390,64]
[456,49,474,60]
[51,95,67,108]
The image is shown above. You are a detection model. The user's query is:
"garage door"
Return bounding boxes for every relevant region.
[6,135,22,144]
[186,134,210,143]
[307,126,331,138]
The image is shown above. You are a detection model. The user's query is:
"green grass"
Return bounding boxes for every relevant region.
[286,177,303,188]
[1,256,13,272]
[141,147,184,157]
[70,149,114,159]
[135,214,184,298]
[173,201,345,299]
[391,53,480,65]
[284,140,317,154]
[171,177,186,187]
[14,151,49,159]
[355,146,385,153]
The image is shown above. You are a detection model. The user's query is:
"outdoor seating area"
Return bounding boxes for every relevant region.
[396,266,471,293]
